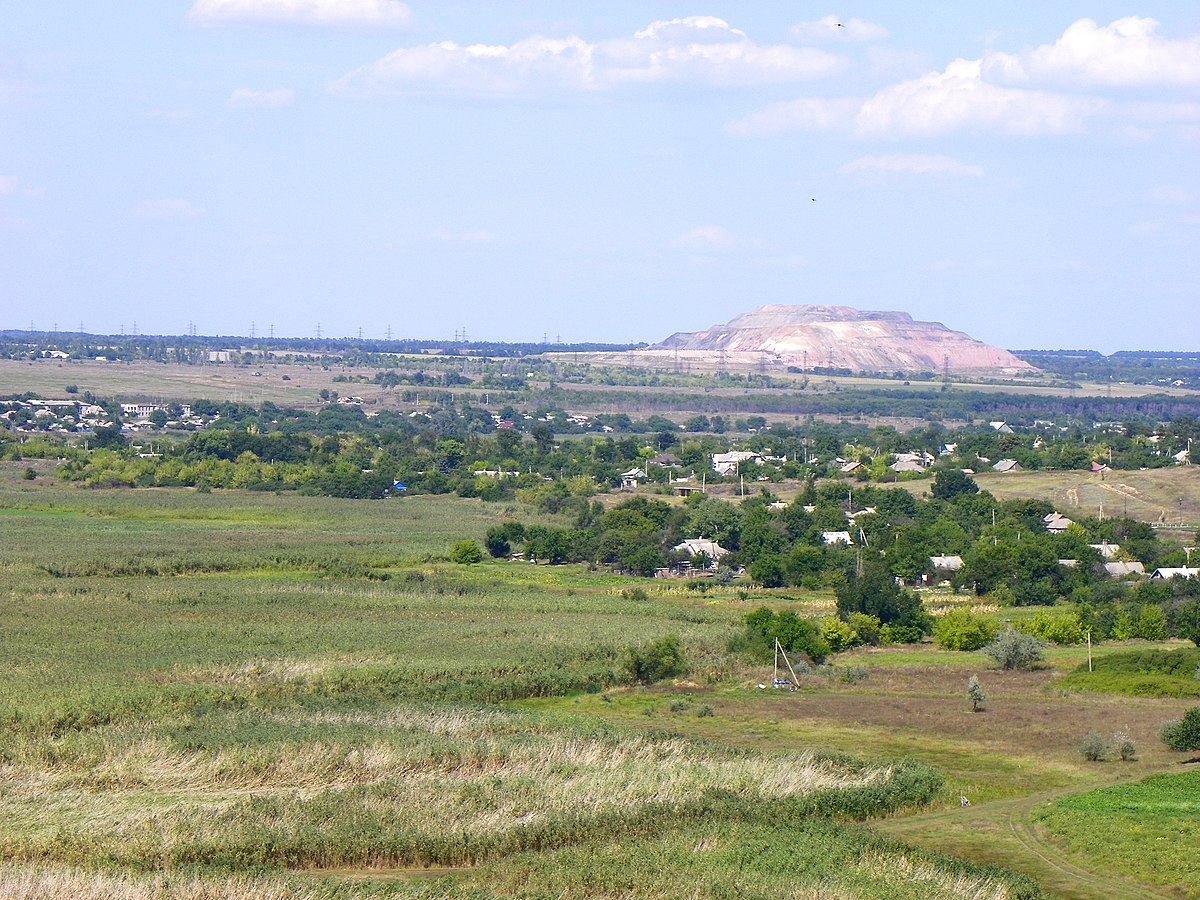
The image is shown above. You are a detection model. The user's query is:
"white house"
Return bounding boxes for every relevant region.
[822,531,853,546]
[672,539,729,565]
[1152,567,1199,580]
[712,451,762,476]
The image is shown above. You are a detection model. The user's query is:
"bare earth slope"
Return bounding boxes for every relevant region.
[654,305,1038,376]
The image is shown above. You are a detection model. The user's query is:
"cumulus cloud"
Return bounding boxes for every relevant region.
[334,16,844,97]
[856,58,1103,136]
[839,154,983,177]
[188,0,411,28]
[724,97,857,137]
[134,199,201,220]
[791,15,889,43]
[984,17,1200,87]
[673,224,738,250]
[730,59,1102,139]
[228,87,295,108]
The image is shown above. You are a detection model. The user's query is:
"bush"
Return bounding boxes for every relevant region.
[1024,609,1085,645]
[848,613,881,645]
[967,674,986,712]
[449,540,483,564]
[934,609,999,651]
[696,705,714,718]
[983,627,1045,670]
[879,623,924,645]
[1160,707,1200,751]
[1080,732,1109,761]
[1113,732,1137,761]
[1135,604,1168,641]
[821,617,859,653]
[623,635,687,686]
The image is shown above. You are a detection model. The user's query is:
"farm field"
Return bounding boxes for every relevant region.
[1,481,1198,898]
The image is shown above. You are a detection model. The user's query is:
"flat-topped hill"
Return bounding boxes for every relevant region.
[654,305,1038,376]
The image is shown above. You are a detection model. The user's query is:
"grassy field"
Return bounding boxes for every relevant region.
[1033,771,1200,896]
[2,481,1198,897]
[885,467,1200,532]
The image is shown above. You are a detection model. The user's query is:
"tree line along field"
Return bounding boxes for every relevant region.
[2,479,1199,898]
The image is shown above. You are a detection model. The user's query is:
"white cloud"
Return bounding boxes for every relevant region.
[791,16,889,43]
[673,224,738,250]
[134,199,201,220]
[188,0,411,28]
[855,59,1103,137]
[430,229,496,243]
[334,17,844,97]
[0,176,18,196]
[839,154,983,177]
[984,17,1200,88]
[228,88,295,108]
[1148,187,1191,205]
[725,97,856,137]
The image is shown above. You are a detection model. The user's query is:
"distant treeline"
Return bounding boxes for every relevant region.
[537,384,1200,423]
[0,332,638,362]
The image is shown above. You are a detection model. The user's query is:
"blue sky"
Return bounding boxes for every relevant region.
[1,2,1198,351]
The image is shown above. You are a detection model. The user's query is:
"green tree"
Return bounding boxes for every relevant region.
[931,468,979,501]
[622,636,686,685]
[450,540,483,564]
[1160,707,1200,751]
[935,609,999,651]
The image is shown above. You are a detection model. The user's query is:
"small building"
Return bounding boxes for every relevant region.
[989,421,1015,434]
[822,531,853,546]
[889,459,925,474]
[672,539,729,566]
[1104,561,1145,578]
[992,459,1023,474]
[1152,567,1199,580]
[1043,512,1074,534]
[840,460,865,475]
[929,555,964,572]
[1089,542,1120,560]
[712,451,762,476]
[619,468,645,490]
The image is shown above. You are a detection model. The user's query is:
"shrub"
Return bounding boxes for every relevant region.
[934,609,999,651]
[696,705,714,718]
[623,635,687,686]
[622,587,648,603]
[879,623,924,645]
[848,612,881,645]
[1024,609,1085,645]
[967,675,986,712]
[22,467,36,480]
[1080,732,1109,762]
[821,617,859,653]
[1135,604,1168,641]
[1113,732,1137,761]
[837,665,869,684]
[449,540,483,564]
[1160,707,1200,751]
[983,627,1045,670]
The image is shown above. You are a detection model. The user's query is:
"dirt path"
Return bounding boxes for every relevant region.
[877,777,1177,900]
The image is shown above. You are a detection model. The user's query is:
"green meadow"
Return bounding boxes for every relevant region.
[1,479,1195,898]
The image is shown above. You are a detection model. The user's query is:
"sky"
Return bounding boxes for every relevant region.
[1,2,1198,352]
